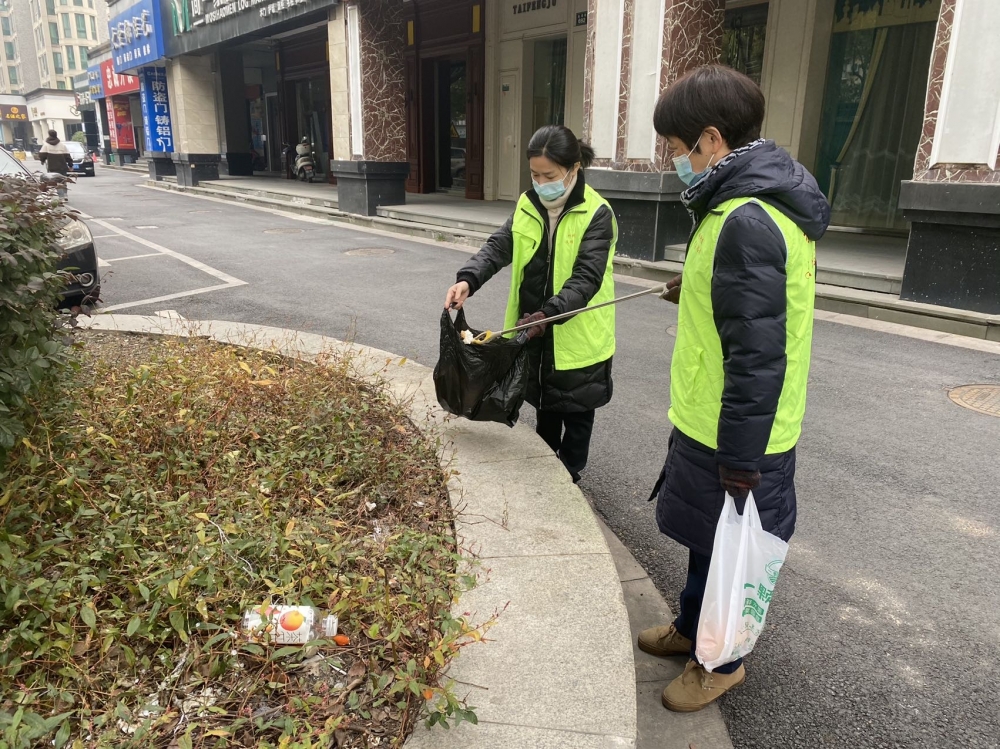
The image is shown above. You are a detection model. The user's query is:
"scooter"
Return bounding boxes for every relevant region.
[294,137,315,183]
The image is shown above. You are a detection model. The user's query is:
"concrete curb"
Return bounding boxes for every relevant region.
[81,314,638,749]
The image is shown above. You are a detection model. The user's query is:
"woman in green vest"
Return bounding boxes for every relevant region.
[638,65,830,713]
[444,125,618,484]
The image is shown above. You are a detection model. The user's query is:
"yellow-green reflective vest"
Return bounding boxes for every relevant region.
[669,197,816,454]
[503,185,617,370]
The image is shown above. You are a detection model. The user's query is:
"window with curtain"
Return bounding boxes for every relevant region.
[66,44,74,69]
[815,0,941,231]
[75,13,85,37]
[723,3,769,85]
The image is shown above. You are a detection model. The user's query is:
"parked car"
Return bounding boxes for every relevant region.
[65,140,96,177]
[0,146,100,309]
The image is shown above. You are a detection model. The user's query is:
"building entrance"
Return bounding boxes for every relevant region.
[425,57,468,194]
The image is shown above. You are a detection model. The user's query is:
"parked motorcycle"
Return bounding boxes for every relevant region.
[293,137,315,183]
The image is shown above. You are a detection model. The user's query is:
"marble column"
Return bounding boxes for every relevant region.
[165,54,221,186]
[899,0,1000,315]
[331,0,409,215]
[583,0,723,261]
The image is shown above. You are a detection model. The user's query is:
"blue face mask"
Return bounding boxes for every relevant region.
[532,171,570,201]
[672,134,715,187]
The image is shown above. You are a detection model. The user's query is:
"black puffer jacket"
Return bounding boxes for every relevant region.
[456,171,615,413]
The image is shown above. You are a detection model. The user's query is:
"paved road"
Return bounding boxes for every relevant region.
[69,170,1000,749]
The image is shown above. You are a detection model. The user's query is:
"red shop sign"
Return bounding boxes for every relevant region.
[100,59,140,97]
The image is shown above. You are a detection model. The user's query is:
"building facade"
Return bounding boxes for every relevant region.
[128,0,1000,314]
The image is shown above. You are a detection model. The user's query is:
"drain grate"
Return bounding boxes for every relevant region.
[263,228,303,235]
[948,385,1000,417]
[344,247,396,257]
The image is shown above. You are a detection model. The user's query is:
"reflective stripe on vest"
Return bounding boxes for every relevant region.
[668,197,816,454]
[504,184,617,371]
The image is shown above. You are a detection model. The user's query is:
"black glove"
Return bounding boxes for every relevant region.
[516,311,549,340]
[660,273,682,304]
[718,464,761,501]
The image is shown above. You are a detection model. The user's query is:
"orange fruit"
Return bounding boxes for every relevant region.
[422,689,434,701]
[279,610,305,631]
[333,634,350,646]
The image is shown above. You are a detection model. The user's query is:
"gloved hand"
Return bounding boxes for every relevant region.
[660,274,682,304]
[718,464,761,501]
[516,311,549,340]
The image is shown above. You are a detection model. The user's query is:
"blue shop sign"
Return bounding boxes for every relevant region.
[139,67,174,154]
[87,65,106,100]
[110,0,165,73]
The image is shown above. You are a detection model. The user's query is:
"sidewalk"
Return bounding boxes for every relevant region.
[132,168,1000,340]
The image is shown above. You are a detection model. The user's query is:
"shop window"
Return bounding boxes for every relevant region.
[7,66,17,85]
[816,0,940,230]
[723,3,768,85]
[53,50,63,73]
[66,44,74,69]
[49,21,59,44]
[76,14,86,38]
[62,13,71,38]
[532,38,567,132]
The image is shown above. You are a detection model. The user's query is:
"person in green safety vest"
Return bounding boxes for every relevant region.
[444,125,618,484]
[638,65,830,712]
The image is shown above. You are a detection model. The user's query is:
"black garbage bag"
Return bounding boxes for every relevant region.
[433,308,529,427]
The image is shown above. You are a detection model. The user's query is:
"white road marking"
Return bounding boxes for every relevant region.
[101,284,239,312]
[90,217,247,312]
[104,252,164,262]
[154,309,185,320]
[98,257,110,268]
[91,218,245,286]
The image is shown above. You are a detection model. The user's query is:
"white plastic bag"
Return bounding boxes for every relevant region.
[695,491,788,672]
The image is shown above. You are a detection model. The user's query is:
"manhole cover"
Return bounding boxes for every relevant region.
[344,248,396,257]
[263,228,303,235]
[948,385,1000,417]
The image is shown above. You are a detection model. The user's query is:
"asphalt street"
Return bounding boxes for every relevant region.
[67,169,1000,749]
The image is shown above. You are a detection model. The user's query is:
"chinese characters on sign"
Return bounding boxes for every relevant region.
[171,0,322,34]
[0,105,28,121]
[110,0,165,73]
[107,97,136,151]
[139,67,174,153]
[101,60,140,96]
[87,66,106,99]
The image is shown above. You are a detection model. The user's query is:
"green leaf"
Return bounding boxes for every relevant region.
[138,583,151,602]
[169,610,188,643]
[126,616,140,637]
[368,622,380,639]
[167,579,179,600]
[4,584,21,611]
[80,604,97,629]
[53,720,71,748]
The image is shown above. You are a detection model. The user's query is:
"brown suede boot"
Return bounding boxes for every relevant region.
[637,623,693,658]
[662,659,746,712]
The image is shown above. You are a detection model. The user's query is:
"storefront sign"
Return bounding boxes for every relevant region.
[87,65,106,99]
[110,0,166,73]
[101,60,141,97]
[139,67,174,153]
[0,104,28,122]
[832,0,941,32]
[503,0,565,33]
[107,97,136,151]
[166,0,338,56]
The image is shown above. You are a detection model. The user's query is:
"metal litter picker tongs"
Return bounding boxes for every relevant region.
[471,283,668,344]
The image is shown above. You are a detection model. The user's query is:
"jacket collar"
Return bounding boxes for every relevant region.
[524,168,588,220]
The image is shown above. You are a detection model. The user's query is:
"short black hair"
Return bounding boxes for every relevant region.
[527,125,596,169]
[653,65,765,151]
[47,129,59,139]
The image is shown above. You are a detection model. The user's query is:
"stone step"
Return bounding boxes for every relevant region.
[376,205,506,235]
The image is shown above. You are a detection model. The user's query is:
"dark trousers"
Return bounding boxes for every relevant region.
[673,548,744,674]
[535,409,595,483]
